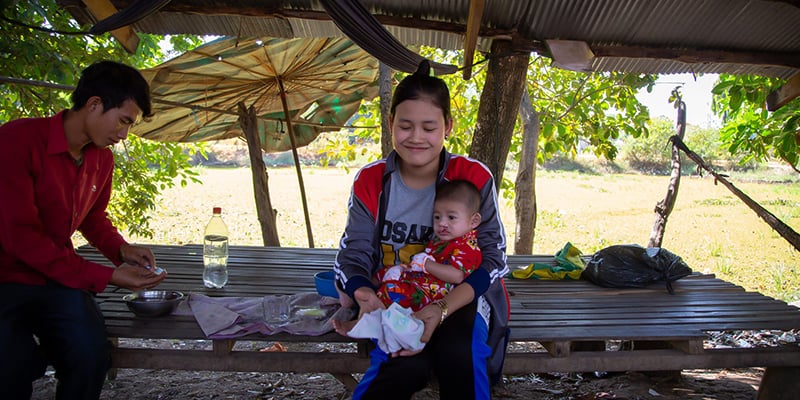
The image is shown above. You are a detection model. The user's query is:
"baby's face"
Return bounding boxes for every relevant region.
[432,199,478,241]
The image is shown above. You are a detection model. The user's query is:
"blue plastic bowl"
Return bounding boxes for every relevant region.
[314,270,339,298]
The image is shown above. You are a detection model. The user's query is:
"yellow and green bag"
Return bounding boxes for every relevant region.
[511,242,585,280]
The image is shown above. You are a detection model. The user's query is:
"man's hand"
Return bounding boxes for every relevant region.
[110,263,167,292]
[119,244,156,269]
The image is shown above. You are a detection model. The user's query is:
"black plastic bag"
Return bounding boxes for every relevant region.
[581,244,692,294]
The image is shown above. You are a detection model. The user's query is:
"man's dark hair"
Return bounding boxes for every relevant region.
[71,60,152,118]
[436,180,481,213]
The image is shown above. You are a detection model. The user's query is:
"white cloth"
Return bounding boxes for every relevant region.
[382,264,406,281]
[347,302,425,353]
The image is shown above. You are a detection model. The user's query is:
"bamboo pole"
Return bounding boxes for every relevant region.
[277,76,314,248]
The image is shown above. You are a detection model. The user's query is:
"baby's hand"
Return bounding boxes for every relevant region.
[409,252,434,272]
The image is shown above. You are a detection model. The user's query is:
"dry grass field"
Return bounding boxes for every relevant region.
[131,166,800,302]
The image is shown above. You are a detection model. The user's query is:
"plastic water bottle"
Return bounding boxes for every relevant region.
[203,207,229,288]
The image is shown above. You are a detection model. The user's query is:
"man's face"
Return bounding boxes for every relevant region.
[86,98,142,147]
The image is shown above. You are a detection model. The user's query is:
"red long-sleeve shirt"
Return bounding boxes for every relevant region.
[0,111,126,292]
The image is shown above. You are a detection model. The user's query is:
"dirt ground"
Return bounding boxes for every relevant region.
[31,368,764,400]
[30,364,763,400]
[30,339,765,400]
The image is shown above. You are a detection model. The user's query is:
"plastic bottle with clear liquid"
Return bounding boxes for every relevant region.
[203,207,229,288]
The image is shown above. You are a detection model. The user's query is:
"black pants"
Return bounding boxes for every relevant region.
[0,283,111,400]
[354,301,491,400]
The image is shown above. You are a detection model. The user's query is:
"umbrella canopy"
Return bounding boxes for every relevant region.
[134,36,379,153]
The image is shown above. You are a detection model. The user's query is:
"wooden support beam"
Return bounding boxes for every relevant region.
[540,341,571,357]
[462,0,485,80]
[212,339,235,355]
[671,339,704,355]
[546,40,800,75]
[81,0,139,54]
[592,44,800,70]
[112,348,372,373]
[503,347,800,374]
[767,73,800,111]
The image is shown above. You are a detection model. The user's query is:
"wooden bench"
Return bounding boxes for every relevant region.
[81,244,800,395]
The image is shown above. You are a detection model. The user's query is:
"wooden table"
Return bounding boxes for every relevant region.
[81,244,800,395]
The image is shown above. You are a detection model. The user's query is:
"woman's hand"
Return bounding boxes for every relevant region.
[332,286,385,337]
[413,302,444,343]
[354,286,385,317]
[390,303,443,358]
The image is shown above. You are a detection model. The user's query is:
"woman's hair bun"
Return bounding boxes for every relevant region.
[415,60,432,76]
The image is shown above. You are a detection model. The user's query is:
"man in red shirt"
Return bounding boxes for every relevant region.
[0,61,167,399]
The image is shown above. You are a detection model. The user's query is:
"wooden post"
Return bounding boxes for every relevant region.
[469,39,530,188]
[648,90,685,248]
[379,62,393,158]
[81,0,139,53]
[514,90,540,254]
[757,367,800,400]
[237,102,281,246]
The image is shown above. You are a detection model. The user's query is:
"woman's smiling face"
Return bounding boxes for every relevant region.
[390,97,452,172]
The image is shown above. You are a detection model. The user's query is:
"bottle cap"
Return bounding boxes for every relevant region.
[213,207,222,214]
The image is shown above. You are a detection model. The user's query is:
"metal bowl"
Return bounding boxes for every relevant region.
[123,290,185,317]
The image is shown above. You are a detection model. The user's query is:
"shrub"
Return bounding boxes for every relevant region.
[620,117,753,174]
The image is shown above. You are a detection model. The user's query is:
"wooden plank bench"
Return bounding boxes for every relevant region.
[80,244,800,395]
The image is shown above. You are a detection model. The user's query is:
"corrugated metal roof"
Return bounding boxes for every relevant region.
[132,12,295,38]
[57,0,800,79]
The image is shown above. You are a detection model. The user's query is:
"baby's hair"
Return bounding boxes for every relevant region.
[390,59,452,122]
[436,180,481,213]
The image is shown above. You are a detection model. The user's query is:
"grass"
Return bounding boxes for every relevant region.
[131,166,800,303]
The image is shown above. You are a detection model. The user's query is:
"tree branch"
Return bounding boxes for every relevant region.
[672,135,800,252]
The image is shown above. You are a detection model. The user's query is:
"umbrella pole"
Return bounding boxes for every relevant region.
[277,77,315,248]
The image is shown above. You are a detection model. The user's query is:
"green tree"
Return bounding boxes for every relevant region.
[1,0,203,238]
[711,74,800,173]
[524,55,654,164]
[336,47,655,253]
[620,116,675,174]
[512,56,655,252]
[340,49,653,178]
[619,115,742,174]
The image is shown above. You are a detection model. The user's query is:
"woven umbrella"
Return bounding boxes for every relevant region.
[134,36,379,247]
